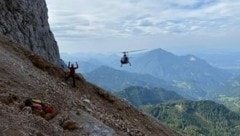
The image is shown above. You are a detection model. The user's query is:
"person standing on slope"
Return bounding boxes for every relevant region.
[66,62,78,87]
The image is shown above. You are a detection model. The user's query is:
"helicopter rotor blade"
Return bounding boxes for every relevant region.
[122,49,147,54]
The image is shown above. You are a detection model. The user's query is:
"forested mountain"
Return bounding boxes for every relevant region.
[116,86,184,106]
[142,100,240,136]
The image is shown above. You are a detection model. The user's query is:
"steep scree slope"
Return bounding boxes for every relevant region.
[0,36,179,136]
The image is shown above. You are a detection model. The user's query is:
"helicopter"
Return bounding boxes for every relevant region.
[120,49,146,67]
[120,51,130,67]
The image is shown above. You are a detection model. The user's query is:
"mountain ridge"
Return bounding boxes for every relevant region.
[84,65,169,92]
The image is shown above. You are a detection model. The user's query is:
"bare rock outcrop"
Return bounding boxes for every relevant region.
[0,0,60,65]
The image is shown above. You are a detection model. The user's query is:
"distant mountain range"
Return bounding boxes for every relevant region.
[83,66,169,92]
[71,48,233,99]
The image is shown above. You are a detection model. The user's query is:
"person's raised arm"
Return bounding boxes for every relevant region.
[76,62,79,69]
[68,62,70,68]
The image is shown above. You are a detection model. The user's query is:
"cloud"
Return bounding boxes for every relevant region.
[168,0,218,9]
[45,0,240,53]
[48,0,239,36]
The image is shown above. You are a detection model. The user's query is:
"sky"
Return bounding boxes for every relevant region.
[45,0,240,54]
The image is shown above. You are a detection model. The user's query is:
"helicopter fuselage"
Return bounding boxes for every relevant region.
[120,55,131,66]
[121,56,129,64]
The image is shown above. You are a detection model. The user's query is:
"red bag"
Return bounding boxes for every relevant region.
[44,106,53,113]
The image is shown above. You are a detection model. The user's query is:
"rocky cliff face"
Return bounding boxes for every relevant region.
[0,0,60,65]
